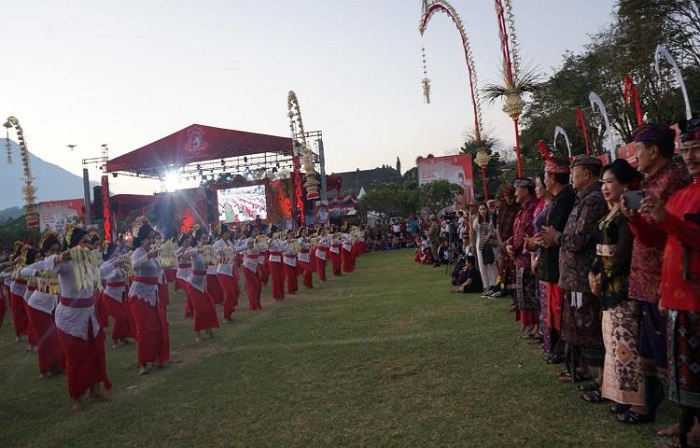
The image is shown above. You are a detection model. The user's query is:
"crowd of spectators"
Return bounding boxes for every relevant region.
[415,121,700,447]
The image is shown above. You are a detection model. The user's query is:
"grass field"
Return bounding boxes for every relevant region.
[0,250,677,447]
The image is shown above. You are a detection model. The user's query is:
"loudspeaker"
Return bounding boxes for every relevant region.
[93,186,103,219]
[205,187,216,224]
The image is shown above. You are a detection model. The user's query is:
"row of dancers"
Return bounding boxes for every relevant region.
[0,220,365,411]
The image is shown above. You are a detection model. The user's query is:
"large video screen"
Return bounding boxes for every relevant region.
[217,184,267,223]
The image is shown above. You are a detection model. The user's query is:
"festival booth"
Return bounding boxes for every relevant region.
[103,124,299,239]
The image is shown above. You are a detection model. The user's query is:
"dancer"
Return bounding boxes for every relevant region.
[51,225,111,410]
[214,224,239,323]
[100,243,134,348]
[185,226,219,340]
[282,231,299,295]
[241,236,262,311]
[298,227,314,289]
[175,233,194,317]
[128,218,170,375]
[268,233,285,300]
[22,233,65,378]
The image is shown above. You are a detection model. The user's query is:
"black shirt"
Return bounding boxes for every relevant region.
[457,266,483,292]
[540,185,576,283]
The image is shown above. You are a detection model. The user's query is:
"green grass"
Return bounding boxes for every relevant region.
[0,250,675,447]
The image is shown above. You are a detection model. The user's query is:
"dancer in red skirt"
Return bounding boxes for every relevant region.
[128,219,170,375]
[283,231,299,295]
[9,241,31,348]
[185,226,220,341]
[51,225,111,411]
[297,227,313,289]
[268,233,285,300]
[214,224,239,323]
[22,232,65,378]
[315,230,329,283]
[100,243,134,348]
[175,233,194,317]
[242,238,262,311]
[329,231,343,277]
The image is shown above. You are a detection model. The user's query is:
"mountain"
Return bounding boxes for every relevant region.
[0,139,86,209]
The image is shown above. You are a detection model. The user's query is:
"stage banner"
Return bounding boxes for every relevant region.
[416,154,474,202]
[39,199,84,233]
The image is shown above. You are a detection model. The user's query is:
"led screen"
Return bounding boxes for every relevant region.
[217,184,267,222]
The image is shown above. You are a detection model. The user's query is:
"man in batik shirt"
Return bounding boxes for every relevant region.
[633,121,699,441]
[623,124,689,425]
[541,155,607,383]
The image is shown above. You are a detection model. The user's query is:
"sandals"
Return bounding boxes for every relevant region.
[558,370,593,383]
[578,381,601,392]
[580,390,608,403]
[617,409,655,425]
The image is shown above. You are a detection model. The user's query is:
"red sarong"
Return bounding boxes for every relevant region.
[206,274,224,305]
[129,298,170,365]
[546,282,563,332]
[187,284,219,332]
[269,261,285,300]
[217,273,239,320]
[27,307,65,374]
[57,325,111,399]
[102,293,135,343]
[284,264,298,295]
[9,292,29,338]
[329,250,342,277]
[244,267,262,311]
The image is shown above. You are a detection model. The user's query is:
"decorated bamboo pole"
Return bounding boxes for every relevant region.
[553,126,572,160]
[419,0,488,199]
[287,91,320,202]
[3,116,39,229]
[494,0,524,177]
[589,92,617,161]
[655,45,692,120]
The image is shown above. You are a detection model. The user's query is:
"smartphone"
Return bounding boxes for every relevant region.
[623,190,645,210]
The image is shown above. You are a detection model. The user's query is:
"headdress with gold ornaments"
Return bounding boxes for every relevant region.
[191,224,201,237]
[212,221,221,237]
[132,216,150,238]
[64,223,77,247]
[39,230,59,251]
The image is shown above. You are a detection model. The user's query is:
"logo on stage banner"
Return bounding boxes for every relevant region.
[184,126,209,159]
[416,154,474,202]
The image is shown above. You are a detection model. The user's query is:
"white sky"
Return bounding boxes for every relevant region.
[0,0,615,195]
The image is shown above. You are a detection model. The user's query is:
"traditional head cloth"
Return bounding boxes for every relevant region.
[679,117,700,142]
[632,123,676,144]
[544,157,570,174]
[571,154,603,170]
[513,178,536,189]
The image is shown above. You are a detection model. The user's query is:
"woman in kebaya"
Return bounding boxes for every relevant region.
[128,219,170,375]
[52,225,111,410]
[100,243,134,348]
[186,226,219,340]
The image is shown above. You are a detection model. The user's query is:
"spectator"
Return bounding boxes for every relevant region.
[622,124,690,425]
[541,155,607,384]
[453,256,483,293]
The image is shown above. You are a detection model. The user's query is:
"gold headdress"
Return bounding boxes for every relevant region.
[191,223,201,237]
[64,223,77,248]
[39,230,59,250]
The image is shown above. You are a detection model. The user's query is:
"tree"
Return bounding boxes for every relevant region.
[358,182,419,219]
[419,179,462,217]
[396,157,402,175]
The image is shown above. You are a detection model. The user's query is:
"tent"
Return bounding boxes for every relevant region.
[105,124,293,175]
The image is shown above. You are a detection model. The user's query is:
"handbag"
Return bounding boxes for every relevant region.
[482,244,495,265]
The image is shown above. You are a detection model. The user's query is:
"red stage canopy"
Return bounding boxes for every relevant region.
[105,124,293,174]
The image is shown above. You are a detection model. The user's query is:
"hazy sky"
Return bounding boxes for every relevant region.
[1,0,615,195]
